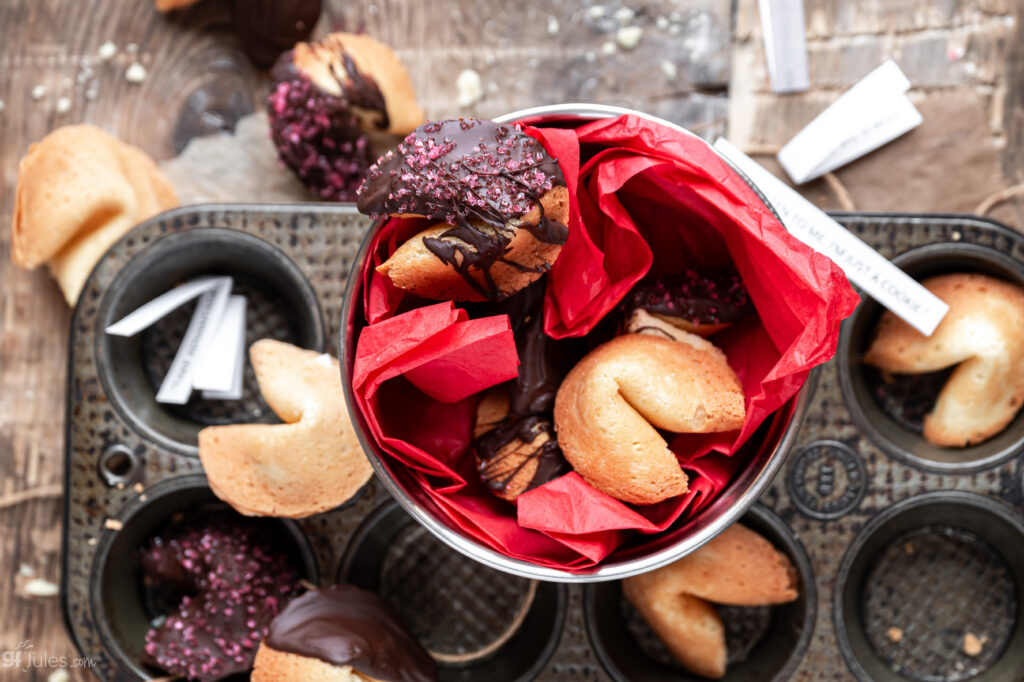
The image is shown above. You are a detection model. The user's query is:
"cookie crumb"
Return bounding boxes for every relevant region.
[97,41,117,60]
[87,536,98,546]
[115,481,126,490]
[139,493,148,502]
[125,62,147,83]
[616,26,643,50]
[887,627,903,643]
[24,578,59,597]
[614,7,635,24]
[963,632,984,657]
[31,84,47,100]
[85,88,98,101]
[586,5,606,20]
[455,69,483,108]
[656,16,669,30]
[19,563,34,577]
[133,482,145,493]
[601,41,617,56]
[48,670,71,682]
[126,42,139,54]
[547,16,560,36]
[104,518,124,531]
[661,60,678,79]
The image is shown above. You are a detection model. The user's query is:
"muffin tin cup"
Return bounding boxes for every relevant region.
[835,491,1024,682]
[90,475,319,680]
[339,501,567,682]
[838,241,1024,472]
[584,504,816,682]
[97,227,325,456]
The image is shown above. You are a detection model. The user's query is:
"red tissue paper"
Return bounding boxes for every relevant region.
[351,114,859,572]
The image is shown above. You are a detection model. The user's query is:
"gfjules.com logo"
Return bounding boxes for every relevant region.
[1,640,95,672]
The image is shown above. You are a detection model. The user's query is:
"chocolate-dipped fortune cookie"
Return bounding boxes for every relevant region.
[358,118,569,302]
[252,585,437,682]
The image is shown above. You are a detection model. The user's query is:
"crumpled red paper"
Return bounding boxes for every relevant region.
[351,115,859,572]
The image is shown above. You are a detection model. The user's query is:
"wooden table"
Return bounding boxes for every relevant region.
[0,0,1020,680]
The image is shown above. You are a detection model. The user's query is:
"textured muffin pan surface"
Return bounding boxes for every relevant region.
[63,207,1024,681]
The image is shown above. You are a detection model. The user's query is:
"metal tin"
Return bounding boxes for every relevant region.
[338,103,811,582]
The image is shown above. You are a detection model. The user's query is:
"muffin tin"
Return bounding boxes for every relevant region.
[62,205,1024,681]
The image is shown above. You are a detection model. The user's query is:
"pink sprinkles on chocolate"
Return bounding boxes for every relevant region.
[357,118,561,226]
[268,75,371,202]
[140,517,301,681]
[356,118,568,299]
[622,270,754,326]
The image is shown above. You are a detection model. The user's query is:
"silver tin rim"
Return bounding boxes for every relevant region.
[340,103,808,582]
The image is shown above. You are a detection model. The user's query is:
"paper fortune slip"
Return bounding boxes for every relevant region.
[714,138,948,336]
[777,60,923,184]
[197,295,248,400]
[105,276,229,337]
[759,0,809,94]
[154,279,233,405]
[106,276,249,405]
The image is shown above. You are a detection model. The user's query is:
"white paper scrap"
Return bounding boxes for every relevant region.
[155,278,233,405]
[105,276,230,337]
[759,0,809,94]
[777,60,923,184]
[714,138,949,336]
[195,295,247,397]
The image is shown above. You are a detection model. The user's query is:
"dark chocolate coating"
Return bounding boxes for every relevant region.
[472,280,573,496]
[338,51,389,130]
[140,515,302,681]
[621,270,753,326]
[233,0,322,69]
[265,585,437,682]
[357,118,567,300]
[271,45,390,131]
[497,279,567,417]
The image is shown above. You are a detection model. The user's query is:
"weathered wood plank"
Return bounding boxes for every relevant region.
[728,0,1020,217]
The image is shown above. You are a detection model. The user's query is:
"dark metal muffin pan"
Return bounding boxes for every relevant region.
[62,206,1024,681]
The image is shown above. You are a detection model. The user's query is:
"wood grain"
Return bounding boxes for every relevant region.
[0,0,1019,680]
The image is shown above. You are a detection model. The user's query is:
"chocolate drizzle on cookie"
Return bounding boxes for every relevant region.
[271,40,390,130]
[621,270,753,326]
[867,366,955,434]
[472,280,573,498]
[266,585,436,682]
[474,416,569,496]
[357,118,568,300]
